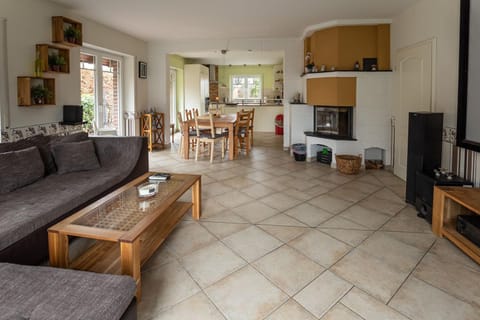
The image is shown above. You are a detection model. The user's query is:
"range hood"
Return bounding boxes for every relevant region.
[209,65,217,82]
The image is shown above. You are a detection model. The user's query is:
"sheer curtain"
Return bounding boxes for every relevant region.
[0,18,9,135]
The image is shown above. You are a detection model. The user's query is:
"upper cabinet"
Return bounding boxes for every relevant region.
[52,16,83,47]
[304,24,390,71]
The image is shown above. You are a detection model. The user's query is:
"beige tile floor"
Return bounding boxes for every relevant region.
[140,132,480,320]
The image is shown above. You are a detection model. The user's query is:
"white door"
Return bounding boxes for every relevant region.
[393,40,434,180]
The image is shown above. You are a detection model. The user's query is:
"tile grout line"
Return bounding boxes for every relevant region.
[385,239,437,306]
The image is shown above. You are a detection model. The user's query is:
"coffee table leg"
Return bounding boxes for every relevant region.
[192,177,201,220]
[120,240,141,299]
[48,231,69,268]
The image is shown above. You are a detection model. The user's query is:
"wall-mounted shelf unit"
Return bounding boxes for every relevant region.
[36,44,70,74]
[17,77,56,106]
[52,16,83,47]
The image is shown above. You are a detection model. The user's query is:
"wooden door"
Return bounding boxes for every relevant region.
[393,40,434,180]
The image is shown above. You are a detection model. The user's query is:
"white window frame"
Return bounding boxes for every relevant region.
[81,48,124,135]
[230,74,263,103]
[0,18,9,134]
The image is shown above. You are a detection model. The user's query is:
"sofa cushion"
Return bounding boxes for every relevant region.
[0,147,44,194]
[0,263,135,320]
[47,132,89,174]
[0,137,144,253]
[0,168,126,252]
[0,306,26,320]
[52,140,100,174]
[0,134,51,175]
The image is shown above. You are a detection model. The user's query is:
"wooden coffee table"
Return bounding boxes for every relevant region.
[48,172,201,299]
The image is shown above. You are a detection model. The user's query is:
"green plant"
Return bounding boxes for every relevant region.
[31,85,51,104]
[48,53,66,66]
[64,25,80,41]
[81,94,95,132]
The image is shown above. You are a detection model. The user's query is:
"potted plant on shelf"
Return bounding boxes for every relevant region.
[64,25,80,44]
[48,53,66,72]
[31,85,51,105]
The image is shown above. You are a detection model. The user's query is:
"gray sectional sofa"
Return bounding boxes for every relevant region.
[0,132,149,320]
[0,263,137,320]
[0,133,148,265]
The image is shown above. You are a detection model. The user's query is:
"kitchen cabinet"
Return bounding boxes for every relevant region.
[184,64,209,114]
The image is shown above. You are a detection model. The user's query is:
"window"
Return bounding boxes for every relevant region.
[230,75,262,102]
[80,50,122,135]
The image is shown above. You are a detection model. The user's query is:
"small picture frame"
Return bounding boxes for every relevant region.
[138,61,147,79]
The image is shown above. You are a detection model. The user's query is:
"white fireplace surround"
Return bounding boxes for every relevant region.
[302,71,393,167]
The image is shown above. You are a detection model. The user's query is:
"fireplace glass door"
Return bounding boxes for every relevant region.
[314,106,353,138]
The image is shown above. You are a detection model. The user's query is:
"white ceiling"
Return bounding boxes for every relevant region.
[176,50,284,65]
[51,0,418,41]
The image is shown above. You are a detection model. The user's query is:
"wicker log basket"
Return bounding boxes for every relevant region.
[335,154,362,175]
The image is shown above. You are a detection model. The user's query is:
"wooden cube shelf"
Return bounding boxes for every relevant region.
[17,77,56,106]
[36,44,70,74]
[52,16,83,47]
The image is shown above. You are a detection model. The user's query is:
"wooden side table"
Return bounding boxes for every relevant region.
[432,186,480,264]
[141,112,165,151]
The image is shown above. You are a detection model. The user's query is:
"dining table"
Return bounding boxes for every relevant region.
[181,113,237,161]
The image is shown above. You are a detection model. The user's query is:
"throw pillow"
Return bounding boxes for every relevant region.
[0,134,51,174]
[46,131,89,174]
[0,146,45,193]
[52,140,100,174]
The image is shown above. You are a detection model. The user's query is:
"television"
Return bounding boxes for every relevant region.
[63,105,83,125]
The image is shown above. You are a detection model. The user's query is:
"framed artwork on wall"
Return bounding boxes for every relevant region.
[138,61,147,79]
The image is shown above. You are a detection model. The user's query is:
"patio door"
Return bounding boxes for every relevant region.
[80,50,123,135]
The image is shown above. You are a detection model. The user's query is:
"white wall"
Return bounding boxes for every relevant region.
[148,38,303,147]
[0,0,148,130]
[391,0,460,128]
[391,0,461,169]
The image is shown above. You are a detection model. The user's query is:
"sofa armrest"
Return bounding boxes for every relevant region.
[90,136,149,181]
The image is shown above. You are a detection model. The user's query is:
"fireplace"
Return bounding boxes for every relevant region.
[313,106,353,139]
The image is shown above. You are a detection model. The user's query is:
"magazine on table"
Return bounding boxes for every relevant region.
[148,173,171,182]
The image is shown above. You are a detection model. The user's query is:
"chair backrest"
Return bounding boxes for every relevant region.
[236,111,251,136]
[176,111,184,132]
[194,113,215,138]
[185,109,193,121]
[241,108,254,128]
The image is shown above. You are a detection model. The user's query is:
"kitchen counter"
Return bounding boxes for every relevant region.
[223,104,283,107]
[221,105,283,132]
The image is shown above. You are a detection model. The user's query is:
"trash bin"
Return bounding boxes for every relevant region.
[292,143,306,161]
[275,114,283,135]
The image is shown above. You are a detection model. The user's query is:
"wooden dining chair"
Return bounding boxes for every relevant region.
[176,111,196,157]
[242,108,255,147]
[235,110,251,156]
[194,113,227,163]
